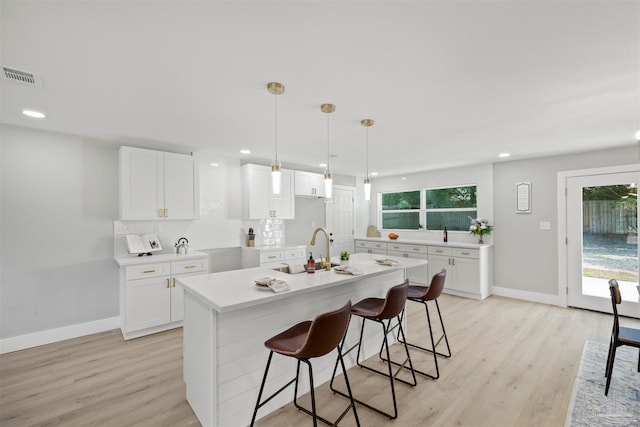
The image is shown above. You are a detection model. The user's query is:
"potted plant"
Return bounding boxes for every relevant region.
[469,217,493,244]
[340,251,350,265]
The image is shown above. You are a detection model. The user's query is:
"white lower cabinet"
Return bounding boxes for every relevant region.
[241,245,307,270]
[428,246,490,300]
[355,240,388,255]
[354,238,492,300]
[119,255,208,339]
[388,243,429,285]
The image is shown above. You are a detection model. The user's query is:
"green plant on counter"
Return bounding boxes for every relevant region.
[340,251,350,261]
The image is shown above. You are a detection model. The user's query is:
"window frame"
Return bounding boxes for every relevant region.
[378,183,478,232]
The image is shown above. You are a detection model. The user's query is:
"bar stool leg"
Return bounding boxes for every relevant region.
[392,299,452,379]
[331,315,416,420]
[250,351,274,427]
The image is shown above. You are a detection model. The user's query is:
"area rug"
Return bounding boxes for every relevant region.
[566,340,640,426]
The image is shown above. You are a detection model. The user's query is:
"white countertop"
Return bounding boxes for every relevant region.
[177,252,427,313]
[355,236,491,249]
[114,251,208,266]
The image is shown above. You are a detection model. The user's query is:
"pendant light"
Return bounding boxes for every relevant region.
[321,103,335,200]
[267,82,285,195]
[361,119,374,202]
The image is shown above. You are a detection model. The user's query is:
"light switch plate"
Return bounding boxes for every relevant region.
[540,221,551,230]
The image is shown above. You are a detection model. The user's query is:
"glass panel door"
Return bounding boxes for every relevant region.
[567,171,639,317]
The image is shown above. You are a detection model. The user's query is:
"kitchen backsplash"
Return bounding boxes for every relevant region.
[242,218,285,246]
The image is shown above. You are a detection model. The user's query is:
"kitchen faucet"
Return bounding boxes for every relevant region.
[310,227,332,271]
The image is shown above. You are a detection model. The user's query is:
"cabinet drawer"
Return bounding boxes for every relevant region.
[406,244,428,254]
[172,258,208,274]
[428,246,452,256]
[284,248,306,260]
[387,243,407,252]
[126,263,170,280]
[260,251,284,264]
[356,240,388,250]
[453,248,479,259]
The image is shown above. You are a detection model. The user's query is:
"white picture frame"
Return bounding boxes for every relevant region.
[516,182,531,213]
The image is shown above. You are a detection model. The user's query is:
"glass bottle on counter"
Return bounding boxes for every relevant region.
[307,253,315,274]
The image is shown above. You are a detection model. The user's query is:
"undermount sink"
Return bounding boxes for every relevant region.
[273,261,340,274]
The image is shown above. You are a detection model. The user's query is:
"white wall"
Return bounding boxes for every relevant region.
[492,145,637,297]
[0,125,245,341]
[1,125,120,339]
[368,163,494,244]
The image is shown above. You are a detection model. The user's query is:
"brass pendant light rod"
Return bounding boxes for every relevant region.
[267,82,285,164]
[321,104,335,171]
[361,119,374,178]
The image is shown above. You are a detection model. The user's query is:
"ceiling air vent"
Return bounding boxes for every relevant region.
[2,66,41,87]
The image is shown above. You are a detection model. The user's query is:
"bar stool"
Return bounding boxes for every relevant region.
[393,269,451,380]
[330,280,416,420]
[250,301,359,427]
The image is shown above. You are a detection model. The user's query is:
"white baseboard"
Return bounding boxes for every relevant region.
[0,316,120,354]
[491,286,564,307]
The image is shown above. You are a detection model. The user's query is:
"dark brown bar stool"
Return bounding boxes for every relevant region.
[250,301,359,427]
[392,269,451,380]
[330,280,416,420]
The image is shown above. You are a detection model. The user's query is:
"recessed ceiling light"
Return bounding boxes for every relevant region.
[210,163,219,167]
[401,177,407,181]
[498,153,510,158]
[371,172,379,176]
[22,109,46,119]
[319,163,327,168]
[635,130,640,140]
[240,149,251,155]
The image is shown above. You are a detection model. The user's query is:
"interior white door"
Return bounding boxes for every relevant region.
[566,170,639,317]
[326,186,355,257]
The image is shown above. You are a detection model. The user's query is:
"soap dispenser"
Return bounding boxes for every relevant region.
[307,252,315,274]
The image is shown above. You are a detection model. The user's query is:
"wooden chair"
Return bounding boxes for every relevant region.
[604,279,640,396]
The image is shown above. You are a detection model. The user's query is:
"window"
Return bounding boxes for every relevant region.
[381,190,420,230]
[379,185,477,231]
[425,186,476,231]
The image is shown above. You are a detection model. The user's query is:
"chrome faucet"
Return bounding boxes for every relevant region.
[310,227,331,271]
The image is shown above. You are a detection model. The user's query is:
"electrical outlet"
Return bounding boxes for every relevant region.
[311,221,316,228]
[154,224,161,234]
[540,221,551,230]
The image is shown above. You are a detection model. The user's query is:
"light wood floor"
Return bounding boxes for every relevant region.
[1,294,636,427]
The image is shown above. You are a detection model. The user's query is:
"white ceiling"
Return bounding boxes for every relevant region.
[1,1,638,177]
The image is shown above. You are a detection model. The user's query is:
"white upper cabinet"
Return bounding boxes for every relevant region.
[294,170,325,197]
[119,146,199,220]
[241,164,294,219]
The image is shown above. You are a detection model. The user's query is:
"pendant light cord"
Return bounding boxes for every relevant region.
[274,92,278,164]
[365,126,369,178]
[326,112,330,171]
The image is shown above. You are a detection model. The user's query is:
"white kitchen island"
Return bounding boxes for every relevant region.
[177,253,428,427]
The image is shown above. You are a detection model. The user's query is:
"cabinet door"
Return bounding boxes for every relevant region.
[164,153,199,220]
[452,257,480,294]
[271,169,295,219]
[428,254,452,289]
[125,276,171,332]
[405,252,429,285]
[120,147,164,220]
[243,164,273,219]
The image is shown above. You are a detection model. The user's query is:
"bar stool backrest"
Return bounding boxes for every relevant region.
[296,300,352,359]
[609,279,621,339]
[423,269,447,301]
[377,279,409,320]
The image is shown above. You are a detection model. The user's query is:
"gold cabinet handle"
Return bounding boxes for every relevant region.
[166,278,170,288]
[460,252,470,255]
[159,209,164,218]
[172,278,176,287]
[143,269,156,273]
[451,258,455,266]
[183,265,197,269]
[412,248,420,251]
[164,208,169,218]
